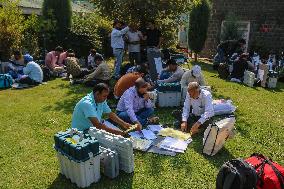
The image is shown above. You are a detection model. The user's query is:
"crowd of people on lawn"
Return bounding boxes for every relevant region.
[3,19,282,137]
[214,39,284,84]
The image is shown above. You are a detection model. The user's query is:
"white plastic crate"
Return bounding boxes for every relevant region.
[89,128,134,173]
[268,77,277,88]
[99,146,119,179]
[56,151,101,188]
[243,71,255,87]
[158,92,181,107]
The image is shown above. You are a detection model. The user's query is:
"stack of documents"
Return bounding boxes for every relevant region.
[130,137,153,151]
[129,129,157,140]
[158,128,191,141]
[148,125,163,133]
[158,137,192,153]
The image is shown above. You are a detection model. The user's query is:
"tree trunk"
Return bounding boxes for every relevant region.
[194,53,198,62]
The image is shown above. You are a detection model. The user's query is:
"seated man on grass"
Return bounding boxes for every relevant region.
[114,65,148,98]
[83,55,111,87]
[8,50,25,79]
[230,53,255,82]
[173,82,214,135]
[64,52,91,80]
[180,65,206,88]
[45,46,65,74]
[116,78,158,130]
[71,83,132,136]
[157,58,184,84]
[18,54,43,85]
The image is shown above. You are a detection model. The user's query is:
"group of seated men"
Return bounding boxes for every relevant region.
[7,51,43,85]
[213,38,266,82]
[71,55,213,136]
[45,46,111,86]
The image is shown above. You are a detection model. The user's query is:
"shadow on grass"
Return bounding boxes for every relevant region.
[189,61,217,75]
[48,172,134,189]
[43,83,92,114]
[190,134,235,169]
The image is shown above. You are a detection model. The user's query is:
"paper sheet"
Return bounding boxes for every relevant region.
[142,129,157,140]
[154,57,163,75]
[103,121,122,131]
[148,125,163,133]
[159,137,189,153]
[158,128,191,141]
[128,131,144,139]
[130,137,153,151]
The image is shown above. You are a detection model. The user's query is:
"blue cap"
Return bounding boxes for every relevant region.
[23,54,33,62]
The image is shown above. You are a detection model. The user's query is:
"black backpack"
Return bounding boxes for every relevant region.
[40,65,51,82]
[216,158,258,189]
[218,63,230,79]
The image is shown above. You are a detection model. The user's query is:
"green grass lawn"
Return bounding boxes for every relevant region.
[0,61,283,189]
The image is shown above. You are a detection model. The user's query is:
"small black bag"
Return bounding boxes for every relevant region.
[216,158,258,189]
[40,65,51,82]
[218,63,230,79]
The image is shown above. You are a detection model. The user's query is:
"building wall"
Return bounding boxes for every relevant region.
[202,0,284,58]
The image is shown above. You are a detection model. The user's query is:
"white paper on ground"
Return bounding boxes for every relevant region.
[142,129,157,140]
[148,125,163,132]
[129,131,144,139]
[159,137,189,153]
[103,120,122,131]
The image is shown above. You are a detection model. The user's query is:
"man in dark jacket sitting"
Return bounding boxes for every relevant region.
[214,39,246,69]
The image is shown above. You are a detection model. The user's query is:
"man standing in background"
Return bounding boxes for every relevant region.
[125,23,143,66]
[143,20,162,81]
[111,20,129,80]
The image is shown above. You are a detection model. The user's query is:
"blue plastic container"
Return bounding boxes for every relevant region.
[54,130,99,162]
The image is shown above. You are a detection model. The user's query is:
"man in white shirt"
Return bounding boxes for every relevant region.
[179,82,214,135]
[125,23,143,66]
[19,54,43,85]
[111,20,129,79]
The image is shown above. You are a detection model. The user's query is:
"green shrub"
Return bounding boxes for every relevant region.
[220,13,242,41]
[0,0,25,60]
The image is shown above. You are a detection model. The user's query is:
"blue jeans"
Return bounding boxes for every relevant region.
[113,48,124,78]
[117,108,154,126]
[159,70,172,80]
[214,48,225,65]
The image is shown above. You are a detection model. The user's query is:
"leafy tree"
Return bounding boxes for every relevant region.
[94,0,190,47]
[69,12,112,57]
[22,14,41,58]
[188,0,210,61]
[42,0,72,48]
[0,0,25,60]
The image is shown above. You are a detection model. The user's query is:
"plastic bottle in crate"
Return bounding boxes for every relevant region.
[89,128,134,173]
[99,146,119,179]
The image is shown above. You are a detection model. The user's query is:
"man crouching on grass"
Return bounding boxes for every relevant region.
[173,82,214,135]
[71,83,132,136]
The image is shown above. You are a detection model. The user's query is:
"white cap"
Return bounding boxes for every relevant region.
[192,65,201,77]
